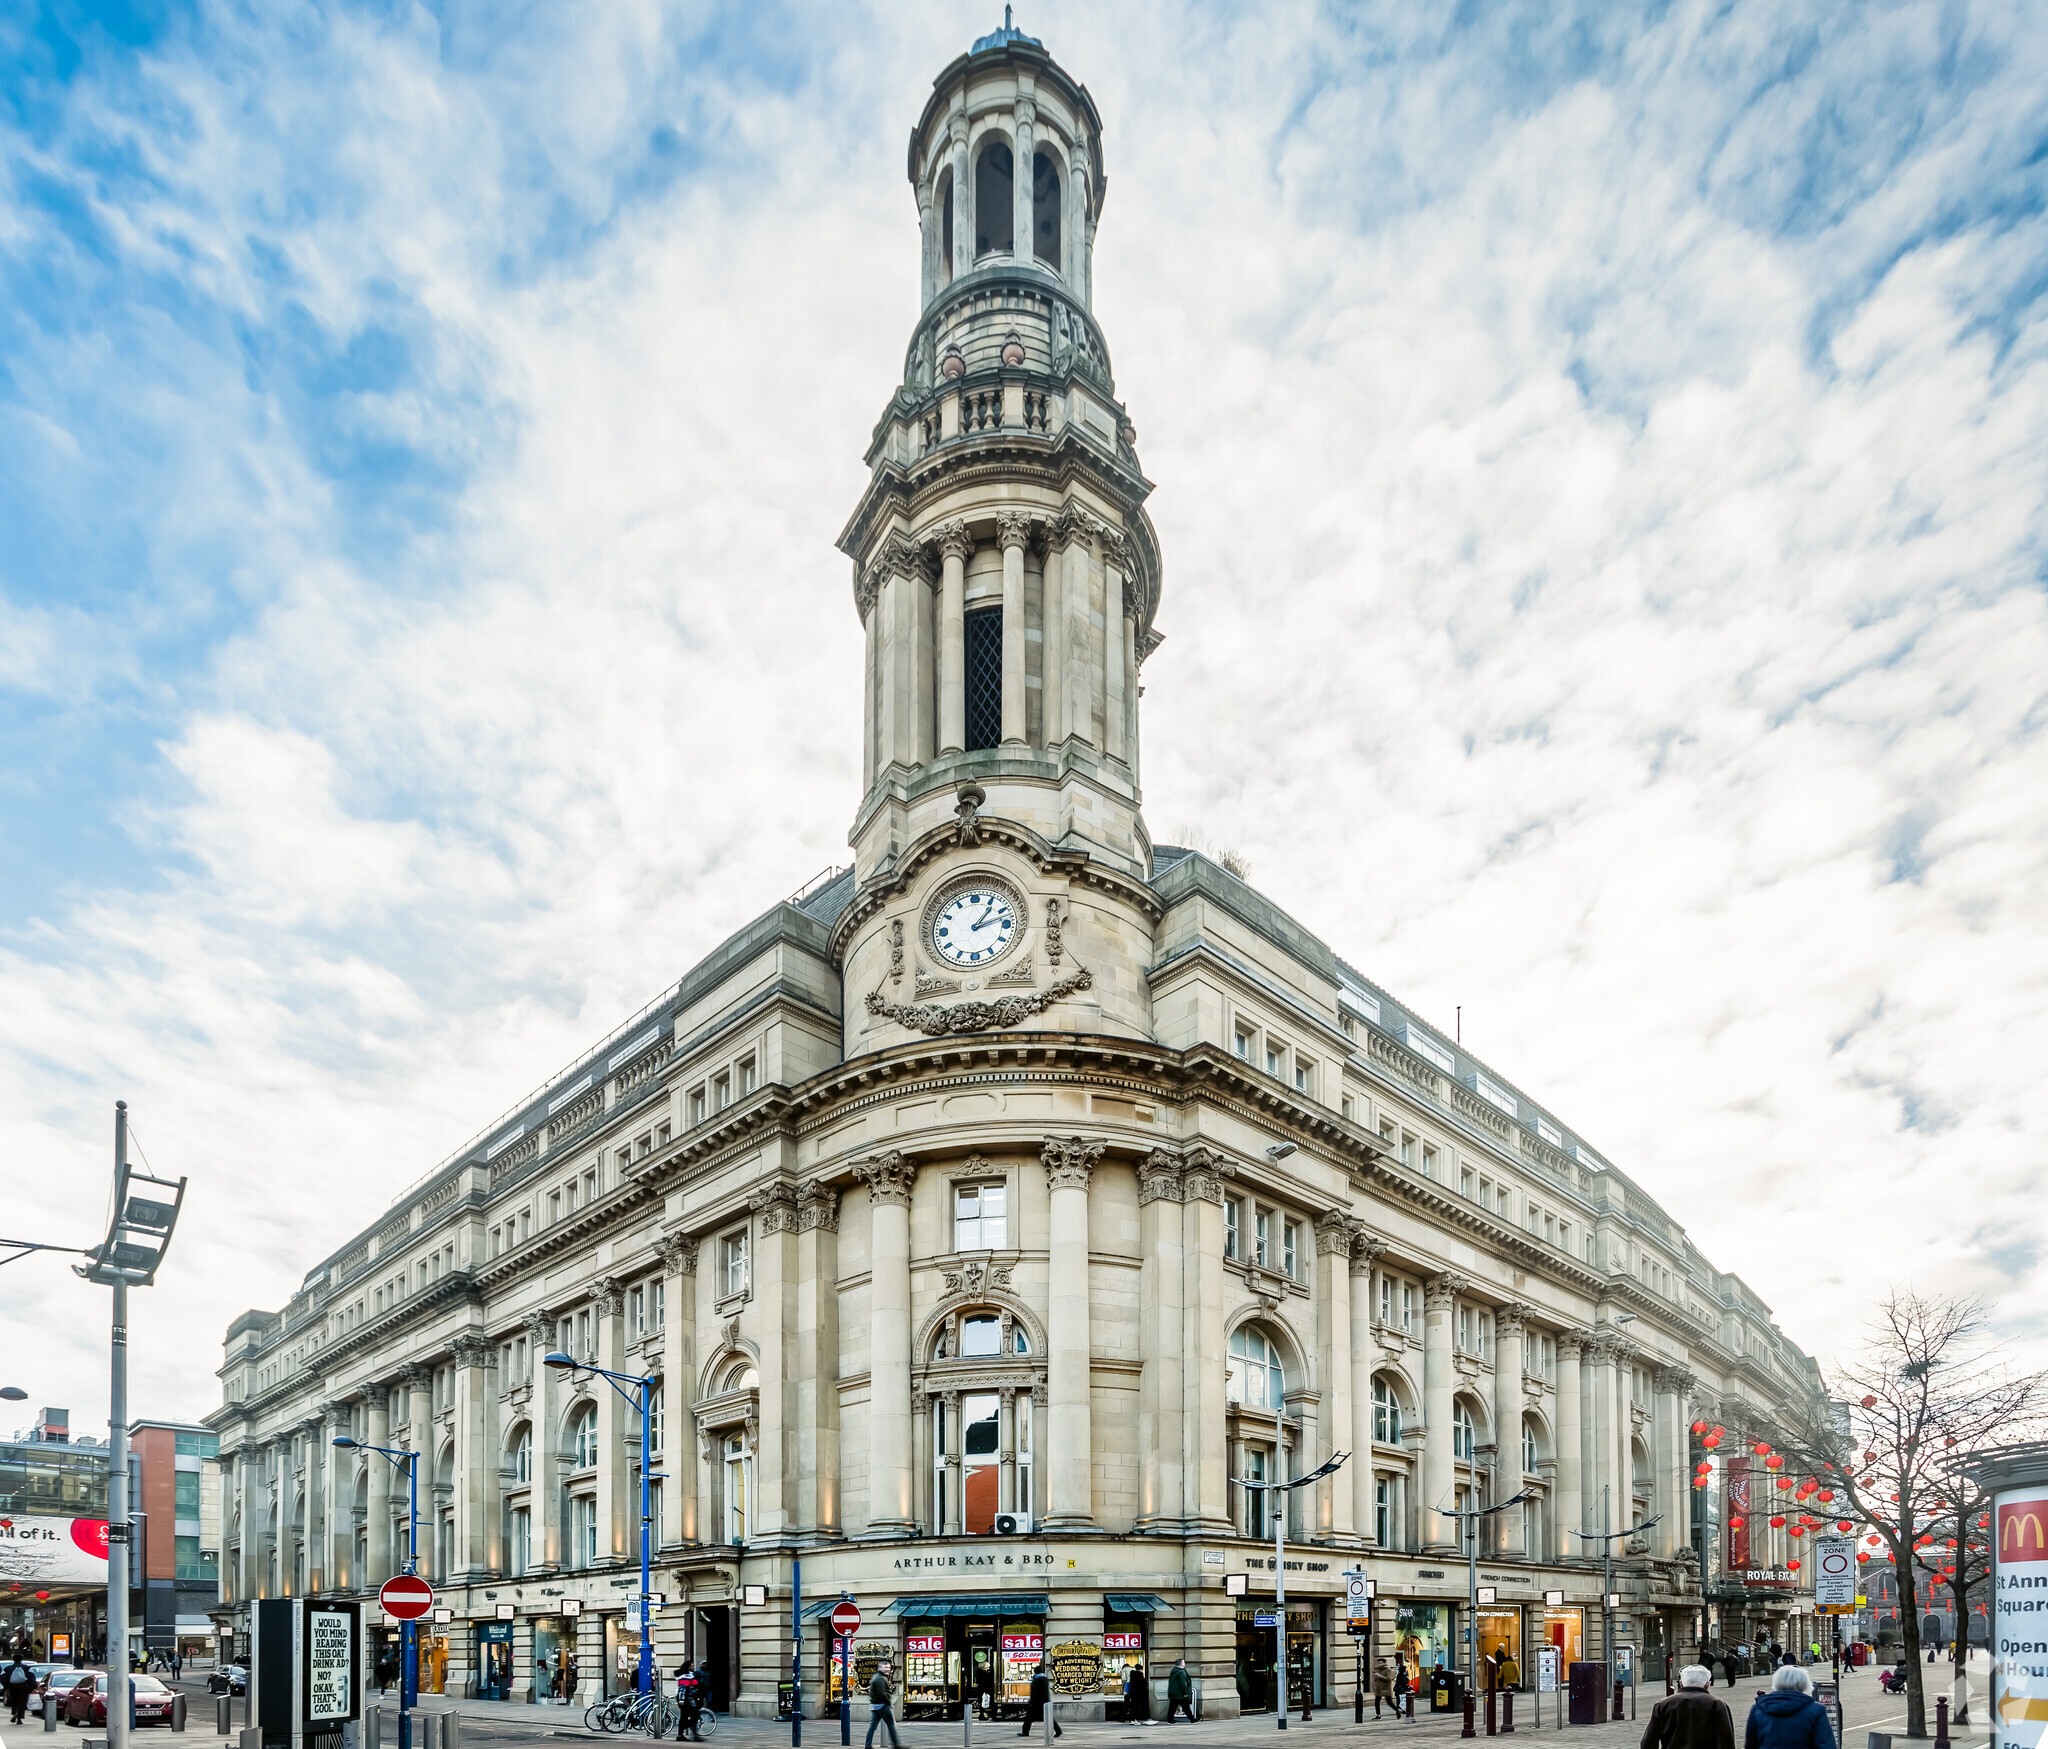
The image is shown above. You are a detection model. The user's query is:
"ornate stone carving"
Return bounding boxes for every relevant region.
[1041,1136,1106,1193]
[853,1151,918,1207]
[880,531,931,584]
[1557,1328,1590,1361]
[591,1275,626,1317]
[915,970,962,999]
[452,1334,496,1368]
[890,918,904,986]
[1652,1364,1696,1396]
[987,955,1035,988]
[1423,1271,1469,1311]
[748,1183,800,1234]
[655,1233,699,1277]
[1049,503,1096,552]
[855,567,881,621]
[1314,1210,1361,1256]
[1350,1229,1389,1272]
[994,511,1033,553]
[1580,1328,1627,1365]
[940,1258,1015,1299]
[1180,1144,1231,1205]
[864,966,1093,1036]
[720,1316,741,1355]
[797,1181,840,1234]
[1043,897,1064,965]
[953,781,984,846]
[1495,1302,1532,1339]
[1136,1150,1184,1207]
[935,520,976,563]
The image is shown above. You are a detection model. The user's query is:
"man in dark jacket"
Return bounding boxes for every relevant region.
[1166,1658,1196,1723]
[3,1654,36,1726]
[1020,1664,1062,1739]
[1640,1666,1733,1749]
[1744,1666,1837,1749]
[866,1660,901,1749]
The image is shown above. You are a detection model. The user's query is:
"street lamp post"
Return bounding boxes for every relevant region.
[335,1437,421,1749]
[543,1354,660,1698]
[1571,1486,1661,1719]
[1229,1448,1350,1729]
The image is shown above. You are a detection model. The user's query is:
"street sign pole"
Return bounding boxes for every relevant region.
[107,1104,130,1749]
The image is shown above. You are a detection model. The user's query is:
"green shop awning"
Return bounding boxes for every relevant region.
[799,1600,846,1621]
[1105,1594,1175,1615]
[886,1594,1051,1619]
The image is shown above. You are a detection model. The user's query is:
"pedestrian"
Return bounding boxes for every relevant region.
[1639,1666,1734,1749]
[866,1658,901,1749]
[3,1652,36,1726]
[566,1656,580,1704]
[1744,1667,1837,1749]
[1499,1650,1522,1690]
[1166,1657,1196,1724]
[1123,1661,1148,1723]
[673,1662,702,1742]
[1020,1663,1061,1739]
[1372,1659,1395,1719]
[1723,1650,1738,1689]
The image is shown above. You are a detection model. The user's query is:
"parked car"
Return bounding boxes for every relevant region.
[39,1672,93,1704]
[61,1673,176,1727]
[207,1665,248,1697]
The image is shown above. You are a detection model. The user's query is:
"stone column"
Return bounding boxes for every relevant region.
[854,1152,918,1535]
[1495,1307,1530,1556]
[1102,536,1128,763]
[998,1392,1018,1516]
[1042,519,1066,747]
[1555,1332,1585,1563]
[453,1337,496,1577]
[1059,515,1094,745]
[1066,148,1087,292]
[656,1234,699,1546]
[322,1402,352,1591]
[1180,1148,1232,1533]
[529,1312,564,1572]
[746,1183,799,1541]
[859,571,879,792]
[1584,1332,1620,1547]
[950,120,971,282]
[1653,1367,1693,1561]
[1012,98,1035,260]
[1422,1273,1464,1552]
[1314,1212,1358,1541]
[365,1390,393,1585]
[937,523,971,752]
[918,189,938,304]
[996,514,1030,744]
[1134,1151,1185,1532]
[591,1281,632,1563]
[941,1389,964,1536]
[795,1180,842,1538]
[1350,1238,1383,1543]
[1042,1136,1104,1530]
[403,1366,433,1574]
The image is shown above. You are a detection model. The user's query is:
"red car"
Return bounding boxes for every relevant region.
[61,1674,176,1727]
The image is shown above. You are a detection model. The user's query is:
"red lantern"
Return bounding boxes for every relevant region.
[1860,1395,1878,1408]
[1765,1454,1784,1471]
[1754,1443,1773,1456]
[1791,1525,1807,1538]
[1692,1421,1709,1436]
[1787,1560,1801,1571]
[34,1590,48,1602]
[1777,1478,1794,1491]
[1770,1515,1787,1528]
[1703,1435,1722,1449]
[1729,1516,1746,1529]
[1818,1490,1834,1503]
[1858,1553,1871,1564]
[1838,1521,1854,1533]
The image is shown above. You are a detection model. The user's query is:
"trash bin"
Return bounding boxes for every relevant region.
[1568,1662,1609,1726]
[1429,1670,1465,1713]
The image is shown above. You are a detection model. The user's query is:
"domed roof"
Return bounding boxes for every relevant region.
[971,6,1042,55]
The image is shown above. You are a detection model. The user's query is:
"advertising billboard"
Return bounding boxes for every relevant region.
[0,1516,109,1587]
[1725,1457,1751,1574]
[1995,1486,2048,1749]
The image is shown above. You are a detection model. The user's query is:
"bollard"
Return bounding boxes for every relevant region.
[45,1694,59,1732]
[217,1696,232,1735]
[963,1698,971,1749]
[1613,1678,1625,1722]
[420,1714,438,1749]
[1487,1686,1498,1736]
[172,1692,188,1733]
[241,1727,263,1749]
[1407,1688,1416,1723]
[1935,1697,1950,1749]
[1503,1689,1515,1735]
[1303,1680,1313,1725]
[444,1713,460,1749]
[1463,1692,1476,1740]
[364,1702,380,1749]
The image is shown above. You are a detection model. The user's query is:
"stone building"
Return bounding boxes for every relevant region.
[209,18,1826,1721]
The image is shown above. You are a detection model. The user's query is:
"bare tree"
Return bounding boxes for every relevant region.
[1709,1293,2044,1738]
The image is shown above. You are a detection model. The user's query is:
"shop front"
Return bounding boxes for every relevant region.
[1235,1599,1324,1713]
[417,1627,449,1695]
[476,1623,514,1701]
[1541,1605,1584,1669]
[530,1614,570,1704]
[1390,1601,1456,1691]
[1102,1624,1146,1720]
[1478,1608,1524,1689]
[605,1614,644,1698]
[889,1595,1049,1722]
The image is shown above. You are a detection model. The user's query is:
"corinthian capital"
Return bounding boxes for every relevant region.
[1496,1302,1533,1339]
[853,1150,918,1207]
[1136,1149,1184,1207]
[655,1232,699,1276]
[1041,1136,1106,1193]
[994,512,1033,554]
[935,520,976,563]
[1049,503,1097,553]
[798,1180,841,1233]
[1423,1271,1469,1312]
[1314,1210,1362,1256]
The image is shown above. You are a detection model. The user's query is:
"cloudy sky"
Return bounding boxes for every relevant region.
[3,0,2044,1430]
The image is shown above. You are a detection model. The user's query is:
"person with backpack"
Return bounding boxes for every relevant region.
[1639,1666,1734,1749]
[3,1653,36,1726]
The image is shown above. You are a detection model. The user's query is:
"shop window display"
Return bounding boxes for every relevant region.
[1392,1601,1454,1688]
[1478,1609,1523,1688]
[1542,1606,1584,1669]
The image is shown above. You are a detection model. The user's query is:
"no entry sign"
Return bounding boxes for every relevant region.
[829,1601,862,1639]
[379,1574,436,1621]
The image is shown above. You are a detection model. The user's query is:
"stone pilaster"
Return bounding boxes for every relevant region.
[1422,1272,1466,1552]
[1041,1136,1104,1529]
[364,1389,393,1585]
[452,1337,496,1577]
[937,522,972,752]
[1653,1365,1696,1561]
[1134,1150,1185,1532]
[1313,1211,1359,1542]
[794,1179,843,1539]
[1349,1234,1385,1544]
[527,1311,564,1573]
[854,1152,918,1535]
[1180,1147,1232,1534]
[995,514,1030,745]
[745,1183,799,1542]
[320,1402,352,1592]
[1555,1330,1586,1561]
[656,1233,698,1546]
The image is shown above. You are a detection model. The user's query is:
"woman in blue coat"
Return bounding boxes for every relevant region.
[1744,1666,1837,1749]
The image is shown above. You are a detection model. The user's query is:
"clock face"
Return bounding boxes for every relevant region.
[930,885,1021,967]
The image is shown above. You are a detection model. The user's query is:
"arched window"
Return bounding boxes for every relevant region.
[1032,149,1061,266]
[720,1361,759,1392]
[1227,1326,1284,1411]
[1522,1418,1539,1473]
[646,1387,664,1457]
[1372,1376,1402,1445]
[975,138,1014,257]
[1452,1400,1477,1462]
[934,1312,1029,1360]
[570,1407,598,1469]
[936,168,955,283]
[511,1425,533,1484]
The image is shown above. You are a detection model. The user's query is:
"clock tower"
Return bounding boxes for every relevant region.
[834,19,1164,1051]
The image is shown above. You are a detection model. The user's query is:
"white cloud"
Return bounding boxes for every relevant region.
[1,0,2044,1430]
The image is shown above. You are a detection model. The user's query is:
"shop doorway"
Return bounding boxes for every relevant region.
[693,1607,733,1711]
[1478,1608,1524,1689]
[1235,1602,1279,1713]
[476,1624,513,1701]
[1284,1602,1324,1711]
[1542,1606,1584,1669]
[606,1615,643,1697]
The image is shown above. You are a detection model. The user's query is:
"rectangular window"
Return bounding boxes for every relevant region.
[1224,1198,1241,1261]
[1461,1167,1476,1199]
[572,1495,597,1567]
[1294,1057,1312,1093]
[954,1182,1008,1251]
[657,1121,671,1146]
[963,607,1004,749]
[689,1087,706,1125]
[1283,1220,1299,1278]
[647,1387,664,1456]
[1253,1207,1270,1268]
[1401,1133,1416,1168]
[723,1230,750,1299]
[1374,1478,1392,1548]
[652,1280,665,1330]
[1378,1276,1393,1326]
[1265,1043,1283,1078]
[1233,1023,1255,1061]
[1341,1095,1355,1121]
[519,1208,532,1241]
[1421,1143,1439,1179]
[583,1167,599,1204]
[577,1308,592,1359]
[548,1191,562,1224]
[715,1073,731,1110]
[737,1055,757,1096]
[1402,1282,1416,1332]
[174,1471,201,1512]
[628,1286,644,1335]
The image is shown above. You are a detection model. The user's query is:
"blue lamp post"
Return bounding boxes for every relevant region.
[544,1353,660,1696]
[335,1435,420,1749]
